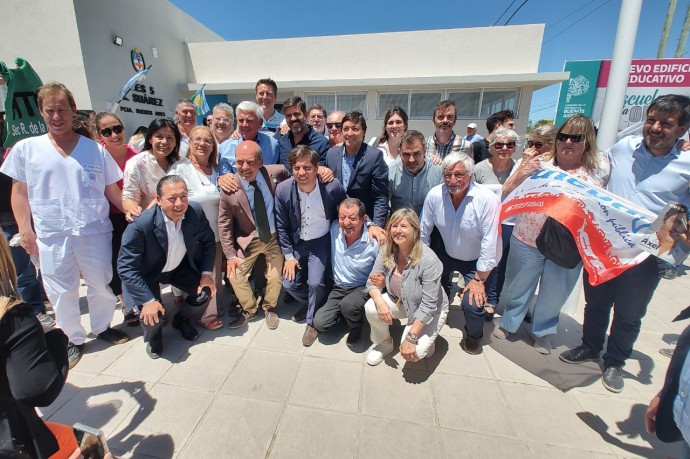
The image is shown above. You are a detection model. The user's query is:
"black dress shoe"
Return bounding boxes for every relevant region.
[602,366,624,393]
[559,345,600,364]
[146,330,163,359]
[346,327,363,348]
[172,315,199,341]
[291,305,308,322]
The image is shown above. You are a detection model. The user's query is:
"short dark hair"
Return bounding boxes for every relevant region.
[339,198,366,218]
[432,100,457,120]
[143,118,181,166]
[648,94,690,126]
[287,145,320,167]
[283,96,307,115]
[400,130,425,148]
[156,175,187,197]
[308,104,327,118]
[342,110,367,135]
[255,78,278,95]
[486,109,514,133]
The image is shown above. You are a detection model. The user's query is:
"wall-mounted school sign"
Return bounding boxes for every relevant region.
[555,58,690,130]
[131,48,145,72]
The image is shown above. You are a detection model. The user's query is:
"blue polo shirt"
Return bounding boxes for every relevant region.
[330,221,379,287]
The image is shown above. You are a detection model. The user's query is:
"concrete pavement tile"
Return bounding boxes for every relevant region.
[288,356,361,413]
[268,405,356,459]
[357,416,442,458]
[180,394,282,459]
[203,317,262,347]
[75,335,138,374]
[433,337,493,379]
[41,370,97,418]
[249,319,307,355]
[45,374,153,439]
[160,341,244,391]
[221,348,301,402]
[440,428,531,458]
[528,443,617,458]
[622,355,671,400]
[571,391,683,458]
[102,337,189,382]
[113,383,214,457]
[482,345,552,387]
[500,381,611,453]
[431,373,517,437]
[304,322,368,363]
[361,364,436,426]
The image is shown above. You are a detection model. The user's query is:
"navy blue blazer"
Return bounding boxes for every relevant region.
[325,143,389,227]
[657,323,690,442]
[275,125,331,171]
[118,202,216,306]
[274,177,347,257]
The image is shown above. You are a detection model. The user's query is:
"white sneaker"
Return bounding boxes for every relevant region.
[425,342,436,360]
[533,335,551,355]
[366,340,394,366]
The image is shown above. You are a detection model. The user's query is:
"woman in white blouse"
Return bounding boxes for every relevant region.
[368,106,408,165]
[169,125,223,330]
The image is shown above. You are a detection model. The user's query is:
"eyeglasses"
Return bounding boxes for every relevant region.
[527,140,544,149]
[493,142,516,149]
[99,125,124,137]
[443,172,468,180]
[192,137,214,145]
[326,122,342,129]
[557,133,585,143]
[213,117,232,124]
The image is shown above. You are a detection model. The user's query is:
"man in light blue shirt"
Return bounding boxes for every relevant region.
[312,198,379,347]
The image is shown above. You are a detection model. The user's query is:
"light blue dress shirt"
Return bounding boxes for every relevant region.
[330,221,379,287]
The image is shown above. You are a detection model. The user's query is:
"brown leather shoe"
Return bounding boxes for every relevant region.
[264,308,279,330]
[460,336,482,355]
[302,324,318,347]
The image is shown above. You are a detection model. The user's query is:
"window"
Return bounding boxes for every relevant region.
[377,92,408,118]
[305,92,367,117]
[409,91,442,118]
[447,91,481,118]
[480,90,519,118]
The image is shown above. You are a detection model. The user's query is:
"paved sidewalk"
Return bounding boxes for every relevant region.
[44,272,690,458]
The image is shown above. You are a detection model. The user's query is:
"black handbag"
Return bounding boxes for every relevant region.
[535,216,582,269]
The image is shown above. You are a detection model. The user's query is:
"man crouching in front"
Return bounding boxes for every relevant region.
[118,175,216,358]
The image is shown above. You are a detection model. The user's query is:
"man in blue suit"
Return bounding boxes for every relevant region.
[324,111,389,227]
[118,175,217,359]
[275,145,347,346]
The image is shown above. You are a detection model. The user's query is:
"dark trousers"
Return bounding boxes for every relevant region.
[109,212,129,297]
[312,285,368,332]
[439,252,497,340]
[4,224,45,314]
[282,233,330,326]
[137,257,206,344]
[486,223,513,307]
[582,255,662,369]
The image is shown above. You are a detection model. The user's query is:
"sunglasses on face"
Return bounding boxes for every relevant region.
[557,133,585,143]
[326,122,342,129]
[99,125,124,137]
[493,142,516,149]
[527,140,544,149]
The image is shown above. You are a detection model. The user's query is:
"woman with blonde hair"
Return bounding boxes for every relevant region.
[363,208,449,366]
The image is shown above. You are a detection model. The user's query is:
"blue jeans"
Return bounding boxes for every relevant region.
[499,236,582,336]
[3,224,45,314]
[485,223,513,306]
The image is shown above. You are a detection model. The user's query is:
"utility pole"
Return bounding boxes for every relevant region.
[675,3,690,57]
[659,0,677,57]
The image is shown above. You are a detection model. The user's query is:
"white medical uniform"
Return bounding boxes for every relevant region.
[0,134,122,344]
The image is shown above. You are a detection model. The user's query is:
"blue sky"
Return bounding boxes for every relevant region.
[170,0,688,122]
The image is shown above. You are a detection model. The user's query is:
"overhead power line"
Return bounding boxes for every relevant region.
[545,0,599,31]
[493,0,518,26]
[504,0,530,26]
[543,0,613,45]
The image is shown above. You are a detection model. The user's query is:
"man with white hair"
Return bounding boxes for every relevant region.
[420,152,500,355]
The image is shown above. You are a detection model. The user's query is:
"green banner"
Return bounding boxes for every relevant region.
[555,60,602,126]
[1,58,45,149]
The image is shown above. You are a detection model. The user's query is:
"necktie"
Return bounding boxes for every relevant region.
[249,180,271,243]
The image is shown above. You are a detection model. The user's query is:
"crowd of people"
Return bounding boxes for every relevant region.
[2,77,690,456]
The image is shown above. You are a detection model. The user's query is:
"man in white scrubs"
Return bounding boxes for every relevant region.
[0,82,129,368]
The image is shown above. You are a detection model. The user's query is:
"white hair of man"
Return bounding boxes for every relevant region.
[236,100,263,120]
[441,152,475,176]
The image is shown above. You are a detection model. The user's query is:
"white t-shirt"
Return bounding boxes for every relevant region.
[0,134,122,238]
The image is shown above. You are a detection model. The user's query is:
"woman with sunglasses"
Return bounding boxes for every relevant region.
[168,126,224,331]
[472,126,518,319]
[96,112,139,326]
[494,115,610,354]
[368,106,408,165]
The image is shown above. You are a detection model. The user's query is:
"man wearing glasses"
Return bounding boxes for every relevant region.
[420,152,500,355]
[308,104,328,137]
[560,94,690,394]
